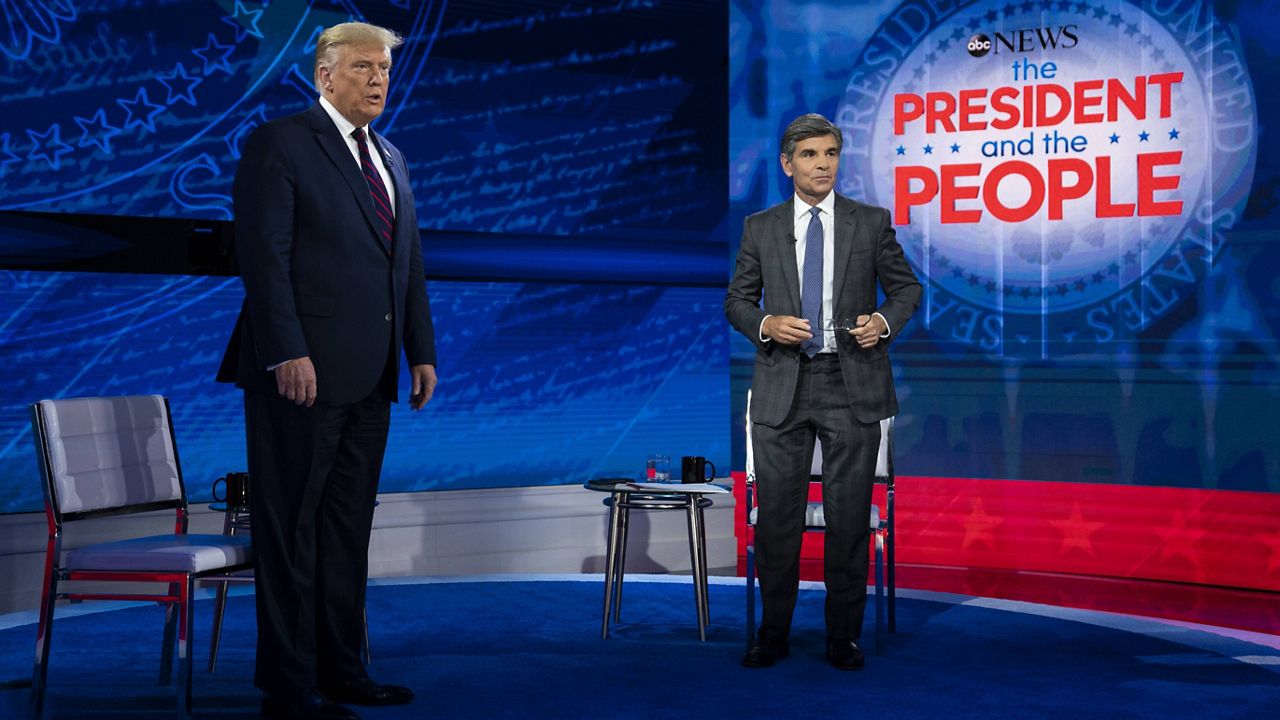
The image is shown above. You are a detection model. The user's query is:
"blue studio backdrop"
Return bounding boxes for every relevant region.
[729,0,1278,492]
[0,0,730,512]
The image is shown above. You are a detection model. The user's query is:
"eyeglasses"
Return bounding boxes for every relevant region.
[821,317,868,332]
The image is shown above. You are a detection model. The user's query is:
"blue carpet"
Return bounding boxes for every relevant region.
[1,577,1278,719]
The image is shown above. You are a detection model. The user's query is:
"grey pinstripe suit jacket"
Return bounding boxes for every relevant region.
[725,193,922,427]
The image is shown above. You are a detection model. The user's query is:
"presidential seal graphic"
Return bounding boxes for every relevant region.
[836,0,1256,357]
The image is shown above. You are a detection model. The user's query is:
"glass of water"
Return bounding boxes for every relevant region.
[646,454,672,482]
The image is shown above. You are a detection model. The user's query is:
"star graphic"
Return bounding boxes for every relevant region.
[1168,128,1180,140]
[1108,13,1122,27]
[73,108,121,154]
[222,0,265,42]
[950,143,960,153]
[1050,502,1106,555]
[26,123,75,170]
[157,62,203,106]
[895,145,905,156]
[923,144,933,155]
[962,497,1002,550]
[1125,22,1139,36]
[1138,130,1150,142]
[118,87,166,134]
[1109,133,1119,144]
[193,33,235,76]
[1093,6,1107,19]
[0,132,21,175]
[1262,530,1280,576]
[1154,510,1209,568]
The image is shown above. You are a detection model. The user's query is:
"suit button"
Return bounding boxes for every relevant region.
[384,313,392,321]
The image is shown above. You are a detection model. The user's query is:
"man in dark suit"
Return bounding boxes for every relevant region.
[725,113,920,670]
[217,22,435,720]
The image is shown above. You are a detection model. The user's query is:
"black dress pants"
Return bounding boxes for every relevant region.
[752,353,881,642]
[245,385,391,694]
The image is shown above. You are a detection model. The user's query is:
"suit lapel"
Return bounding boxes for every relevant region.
[772,200,801,314]
[308,104,386,254]
[832,194,859,303]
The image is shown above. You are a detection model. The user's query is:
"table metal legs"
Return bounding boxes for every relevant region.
[685,499,709,641]
[600,492,711,641]
[600,492,624,639]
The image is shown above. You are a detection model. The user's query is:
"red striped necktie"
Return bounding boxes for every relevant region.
[351,127,393,251]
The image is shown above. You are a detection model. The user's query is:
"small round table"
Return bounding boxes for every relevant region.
[585,481,724,641]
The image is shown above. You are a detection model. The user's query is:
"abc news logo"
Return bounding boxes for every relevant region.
[967,25,1079,57]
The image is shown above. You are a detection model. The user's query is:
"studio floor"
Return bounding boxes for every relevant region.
[2,575,1278,719]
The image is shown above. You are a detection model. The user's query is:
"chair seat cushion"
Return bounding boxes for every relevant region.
[65,534,252,574]
[748,503,881,530]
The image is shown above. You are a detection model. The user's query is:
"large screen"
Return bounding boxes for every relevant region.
[0,271,729,512]
[1,0,724,244]
[0,0,732,513]
[729,0,1279,492]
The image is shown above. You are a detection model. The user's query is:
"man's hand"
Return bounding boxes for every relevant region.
[761,315,813,346]
[409,364,437,411]
[850,314,887,349]
[274,357,317,407]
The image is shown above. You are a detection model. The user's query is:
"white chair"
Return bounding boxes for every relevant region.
[27,395,253,720]
[743,390,896,652]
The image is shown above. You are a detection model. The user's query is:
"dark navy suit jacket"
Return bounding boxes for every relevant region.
[218,102,435,403]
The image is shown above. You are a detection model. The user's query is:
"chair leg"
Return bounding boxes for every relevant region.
[177,577,194,720]
[362,607,371,665]
[745,544,756,650]
[28,545,59,720]
[887,523,897,634]
[159,583,178,686]
[207,580,229,673]
[600,494,623,639]
[873,533,885,656]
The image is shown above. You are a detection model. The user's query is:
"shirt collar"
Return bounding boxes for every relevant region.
[318,95,364,140]
[793,191,836,221]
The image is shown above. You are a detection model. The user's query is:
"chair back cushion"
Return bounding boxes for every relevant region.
[35,396,183,515]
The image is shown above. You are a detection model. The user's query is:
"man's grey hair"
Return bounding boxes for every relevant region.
[779,113,843,160]
[314,22,404,91]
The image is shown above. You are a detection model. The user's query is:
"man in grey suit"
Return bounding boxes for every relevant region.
[726,113,921,670]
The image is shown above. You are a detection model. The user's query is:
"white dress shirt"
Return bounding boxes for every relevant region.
[318,95,396,211]
[759,192,890,348]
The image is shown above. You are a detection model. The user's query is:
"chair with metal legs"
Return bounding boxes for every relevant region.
[27,395,253,720]
[743,390,896,653]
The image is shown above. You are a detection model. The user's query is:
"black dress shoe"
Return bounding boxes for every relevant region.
[260,688,359,720]
[741,640,790,668]
[825,638,866,671]
[320,676,414,706]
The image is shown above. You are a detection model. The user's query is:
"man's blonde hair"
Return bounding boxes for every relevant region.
[314,22,404,90]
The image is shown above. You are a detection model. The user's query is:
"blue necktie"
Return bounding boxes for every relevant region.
[801,206,824,358]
